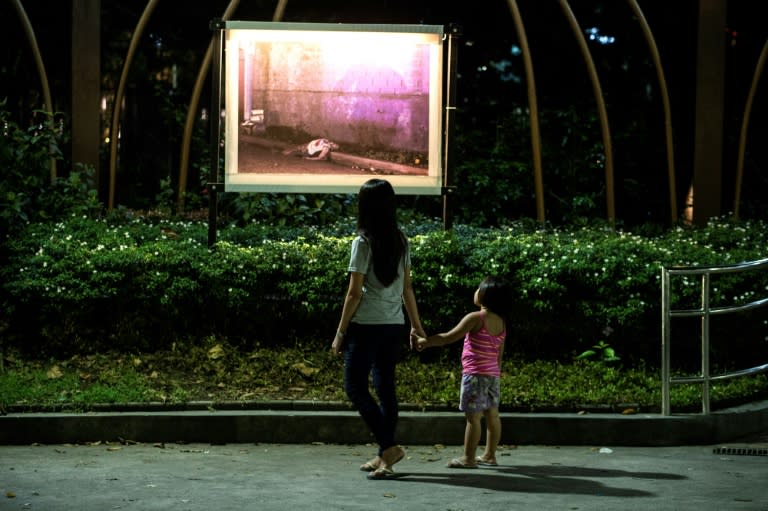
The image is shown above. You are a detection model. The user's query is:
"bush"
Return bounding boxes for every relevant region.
[0,105,102,239]
[2,214,767,373]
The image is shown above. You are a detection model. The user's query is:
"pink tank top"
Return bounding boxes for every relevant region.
[461,310,505,377]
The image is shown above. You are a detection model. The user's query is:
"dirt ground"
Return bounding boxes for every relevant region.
[236,134,429,176]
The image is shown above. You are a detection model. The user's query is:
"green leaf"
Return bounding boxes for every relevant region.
[575,350,596,360]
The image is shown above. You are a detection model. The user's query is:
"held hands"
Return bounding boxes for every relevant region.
[409,327,429,352]
[409,326,427,351]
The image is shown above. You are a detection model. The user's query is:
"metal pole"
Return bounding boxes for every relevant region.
[208,21,224,248]
[442,24,460,231]
[701,273,711,414]
[661,267,671,415]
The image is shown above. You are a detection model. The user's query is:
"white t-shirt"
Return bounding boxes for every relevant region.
[347,235,410,325]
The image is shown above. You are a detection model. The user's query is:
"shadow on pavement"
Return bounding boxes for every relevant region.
[388,468,659,496]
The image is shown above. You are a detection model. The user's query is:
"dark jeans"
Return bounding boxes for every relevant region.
[343,323,404,456]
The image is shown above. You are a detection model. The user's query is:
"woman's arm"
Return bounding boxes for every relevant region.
[331,272,364,355]
[402,267,426,347]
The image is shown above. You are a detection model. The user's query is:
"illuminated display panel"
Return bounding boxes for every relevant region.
[223,21,444,195]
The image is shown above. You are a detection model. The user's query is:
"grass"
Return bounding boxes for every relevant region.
[1,337,767,414]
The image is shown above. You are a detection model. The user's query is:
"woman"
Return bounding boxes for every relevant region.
[331,178,426,480]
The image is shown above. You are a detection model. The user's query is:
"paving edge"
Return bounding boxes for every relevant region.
[1,399,766,446]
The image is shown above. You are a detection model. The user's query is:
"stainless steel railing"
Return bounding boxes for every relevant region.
[661,257,768,415]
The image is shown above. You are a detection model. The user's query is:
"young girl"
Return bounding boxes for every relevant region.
[416,276,508,468]
[331,178,426,479]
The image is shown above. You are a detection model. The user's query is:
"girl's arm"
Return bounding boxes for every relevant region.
[418,312,481,350]
[332,272,364,355]
[497,340,504,372]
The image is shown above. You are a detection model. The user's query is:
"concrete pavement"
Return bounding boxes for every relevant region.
[1,439,767,510]
[1,400,767,510]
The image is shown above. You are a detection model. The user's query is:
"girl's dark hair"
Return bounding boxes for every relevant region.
[357,179,406,287]
[477,276,509,320]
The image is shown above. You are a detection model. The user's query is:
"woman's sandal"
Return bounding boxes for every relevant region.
[366,446,405,479]
[367,466,398,479]
[447,458,478,469]
[359,458,381,472]
[475,457,498,466]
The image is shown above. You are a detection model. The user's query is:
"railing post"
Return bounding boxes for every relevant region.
[701,273,711,414]
[661,267,671,415]
[662,257,768,416]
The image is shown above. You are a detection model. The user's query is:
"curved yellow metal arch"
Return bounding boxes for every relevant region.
[177,0,290,214]
[733,38,768,220]
[176,0,245,214]
[507,0,545,223]
[558,0,616,224]
[11,0,56,182]
[626,0,678,225]
[107,0,161,210]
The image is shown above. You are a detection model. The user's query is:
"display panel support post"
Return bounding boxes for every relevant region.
[208,19,225,248]
[442,23,461,231]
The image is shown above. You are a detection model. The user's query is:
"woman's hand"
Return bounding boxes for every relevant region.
[331,331,345,356]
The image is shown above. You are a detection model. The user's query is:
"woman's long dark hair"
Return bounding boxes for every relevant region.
[357,179,406,287]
